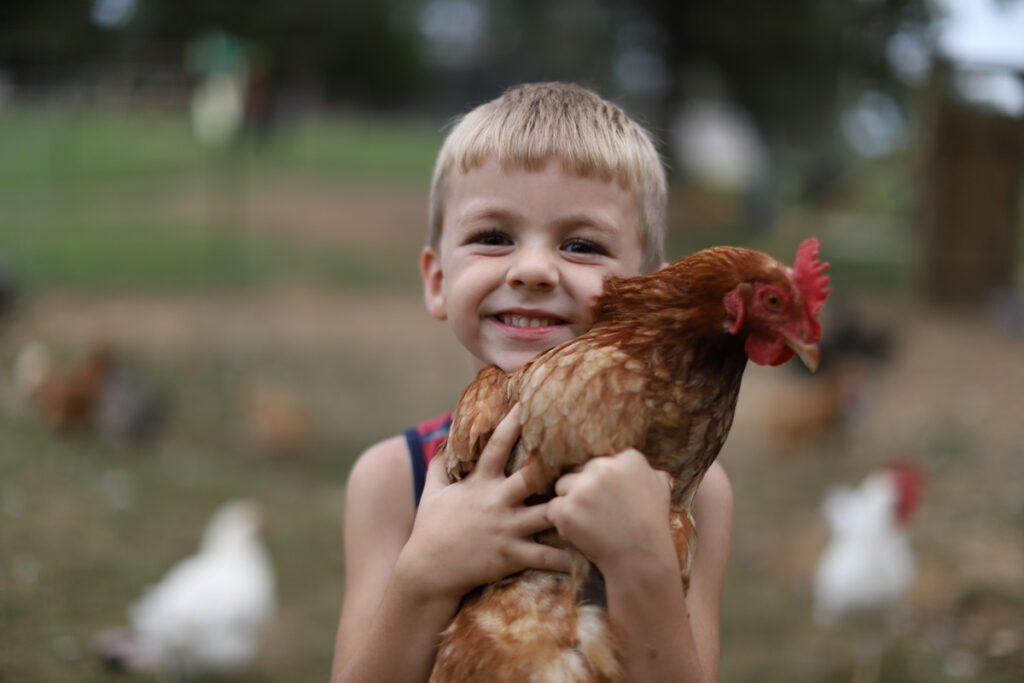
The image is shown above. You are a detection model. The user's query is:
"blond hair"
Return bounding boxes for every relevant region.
[428,82,667,273]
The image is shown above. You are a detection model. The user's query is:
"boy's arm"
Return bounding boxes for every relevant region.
[331,436,455,683]
[682,462,733,683]
[605,461,732,683]
[332,408,573,683]
[548,455,733,683]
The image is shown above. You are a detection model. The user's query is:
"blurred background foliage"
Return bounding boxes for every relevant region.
[2,0,934,142]
[1,1,1023,682]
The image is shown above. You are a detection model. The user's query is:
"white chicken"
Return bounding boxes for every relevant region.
[813,463,926,682]
[97,500,276,680]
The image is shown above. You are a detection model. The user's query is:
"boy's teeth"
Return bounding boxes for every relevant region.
[499,314,560,328]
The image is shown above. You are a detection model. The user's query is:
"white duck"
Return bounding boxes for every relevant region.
[98,500,276,680]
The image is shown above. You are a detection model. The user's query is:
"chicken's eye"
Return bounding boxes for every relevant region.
[762,291,783,311]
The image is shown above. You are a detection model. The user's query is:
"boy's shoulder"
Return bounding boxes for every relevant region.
[346,435,414,513]
[342,435,418,575]
[356,433,410,461]
[349,409,452,509]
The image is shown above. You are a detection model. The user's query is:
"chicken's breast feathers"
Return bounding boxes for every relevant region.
[445,365,513,480]
[518,341,650,482]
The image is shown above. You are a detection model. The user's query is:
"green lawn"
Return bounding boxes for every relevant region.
[1,105,443,293]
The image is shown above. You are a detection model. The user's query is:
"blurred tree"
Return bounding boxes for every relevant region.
[0,0,935,150]
[0,0,121,78]
[401,0,936,172]
[133,0,425,106]
[623,0,933,146]
[0,0,424,106]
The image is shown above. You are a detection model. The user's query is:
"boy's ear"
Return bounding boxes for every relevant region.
[420,246,447,320]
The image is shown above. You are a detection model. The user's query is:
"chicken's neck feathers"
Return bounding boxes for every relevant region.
[594,245,774,329]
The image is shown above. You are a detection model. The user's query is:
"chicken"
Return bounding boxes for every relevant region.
[813,463,926,683]
[13,340,167,441]
[96,500,276,680]
[11,341,49,405]
[95,359,169,443]
[431,238,831,682]
[13,341,113,432]
[764,295,894,450]
[765,356,873,450]
[242,381,312,457]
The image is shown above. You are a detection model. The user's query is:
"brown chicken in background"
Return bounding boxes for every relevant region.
[14,341,114,432]
[242,381,312,457]
[765,356,872,449]
[431,239,831,682]
[13,340,167,440]
[764,294,894,450]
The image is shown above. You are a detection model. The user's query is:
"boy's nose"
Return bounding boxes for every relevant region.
[507,246,559,291]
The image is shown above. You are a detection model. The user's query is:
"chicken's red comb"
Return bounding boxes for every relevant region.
[793,238,831,315]
[886,461,926,525]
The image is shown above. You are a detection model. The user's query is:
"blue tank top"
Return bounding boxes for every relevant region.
[403,411,452,507]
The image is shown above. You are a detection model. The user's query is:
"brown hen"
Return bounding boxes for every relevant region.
[27,341,114,432]
[430,239,831,682]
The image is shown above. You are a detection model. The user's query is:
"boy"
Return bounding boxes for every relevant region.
[331,82,733,683]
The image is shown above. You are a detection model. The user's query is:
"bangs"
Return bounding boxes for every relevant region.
[438,89,655,189]
[428,83,667,273]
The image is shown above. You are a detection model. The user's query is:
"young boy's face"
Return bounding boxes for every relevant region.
[422,158,645,373]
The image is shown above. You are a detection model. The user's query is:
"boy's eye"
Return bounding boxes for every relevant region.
[468,230,512,247]
[562,238,607,256]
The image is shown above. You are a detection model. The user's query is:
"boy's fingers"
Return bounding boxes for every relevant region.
[475,404,522,479]
[553,470,581,497]
[421,449,450,497]
[511,501,556,537]
[512,540,573,574]
[503,457,556,503]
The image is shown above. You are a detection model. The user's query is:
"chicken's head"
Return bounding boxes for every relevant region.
[885,461,926,525]
[724,238,831,370]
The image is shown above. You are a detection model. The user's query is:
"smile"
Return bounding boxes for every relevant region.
[495,313,567,328]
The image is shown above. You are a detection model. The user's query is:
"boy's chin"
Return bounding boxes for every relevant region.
[473,332,576,373]
[484,349,547,374]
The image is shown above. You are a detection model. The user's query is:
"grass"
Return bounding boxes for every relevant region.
[0,104,441,293]
[259,115,447,182]
[4,217,417,292]
[0,105,443,189]
[0,346,386,682]
[0,107,207,190]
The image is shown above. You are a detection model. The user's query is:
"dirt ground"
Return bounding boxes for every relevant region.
[6,284,1023,678]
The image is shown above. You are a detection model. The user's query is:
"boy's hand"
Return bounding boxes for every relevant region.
[547,449,676,575]
[397,404,573,603]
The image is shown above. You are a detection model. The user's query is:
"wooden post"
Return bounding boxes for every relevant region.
[918,60,1024,305]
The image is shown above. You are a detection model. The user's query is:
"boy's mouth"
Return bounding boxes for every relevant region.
[494,313,567,328]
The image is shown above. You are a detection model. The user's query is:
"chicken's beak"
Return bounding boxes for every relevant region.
[785,338,820,372]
